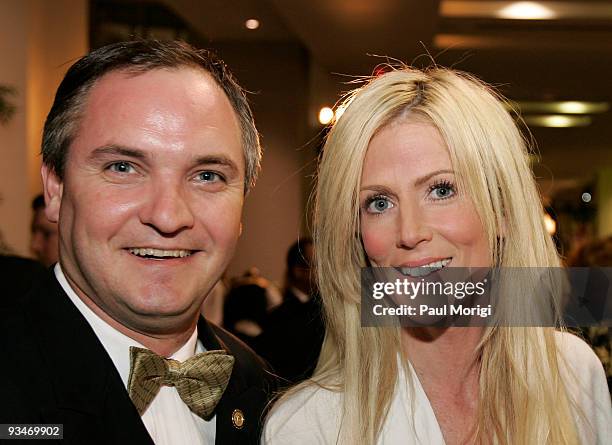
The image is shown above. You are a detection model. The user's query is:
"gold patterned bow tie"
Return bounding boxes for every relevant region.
[127,346,234,420]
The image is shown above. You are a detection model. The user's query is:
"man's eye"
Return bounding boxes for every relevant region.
[108,161,134,174]
[197,171,223,182]
[366,196,394,214]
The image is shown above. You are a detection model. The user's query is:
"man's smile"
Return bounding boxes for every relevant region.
[127,247,196,259]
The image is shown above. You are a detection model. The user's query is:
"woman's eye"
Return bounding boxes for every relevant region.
[198,171,223,182]
[108,161,134,174]
[367,197,394,214]
[428,182,455,200]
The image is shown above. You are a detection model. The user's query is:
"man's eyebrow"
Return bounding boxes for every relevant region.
[193,155,239,174]
[89,145,147,160]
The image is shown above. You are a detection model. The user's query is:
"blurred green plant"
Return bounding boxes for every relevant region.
[0,85,17,124]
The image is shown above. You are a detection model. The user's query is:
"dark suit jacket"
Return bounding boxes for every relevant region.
[255,290,325,385]
[0,271,276,444]
[0,255,46,309]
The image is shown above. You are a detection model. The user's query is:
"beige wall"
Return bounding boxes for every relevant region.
[210,42,314,284]
[0,0,87,256]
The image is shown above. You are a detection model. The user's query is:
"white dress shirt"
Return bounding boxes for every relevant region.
[55,264,216,445]
[264,332,612,444]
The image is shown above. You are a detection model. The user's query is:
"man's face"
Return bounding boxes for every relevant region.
[42,67,245,335]
[30,208,59,267]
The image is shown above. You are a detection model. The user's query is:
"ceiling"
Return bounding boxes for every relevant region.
[156,0,612,97]
[100,0,612,190]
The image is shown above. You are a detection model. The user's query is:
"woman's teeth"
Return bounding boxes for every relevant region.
[128,248,192,258]
[399,258,451,277]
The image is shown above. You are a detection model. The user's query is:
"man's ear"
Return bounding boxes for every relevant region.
[41,164,63,223]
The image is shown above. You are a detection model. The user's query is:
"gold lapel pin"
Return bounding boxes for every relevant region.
[232,409,245,429]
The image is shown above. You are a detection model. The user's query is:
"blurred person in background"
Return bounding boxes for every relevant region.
[0,195,46,306]
[223,267,282,348]
[30,193,59,267]
[0,253,46,308]
[567,235,612,392]
[257,237,325,384]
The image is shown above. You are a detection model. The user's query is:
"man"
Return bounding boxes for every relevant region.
[256,238,325,384]
[30,194,59,267]
[0,253,46,308]
[0,40,274,444]
[0,198,47,306]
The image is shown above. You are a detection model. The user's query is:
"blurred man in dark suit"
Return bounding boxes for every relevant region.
[257,238,325,384]
[0,254,46,308]
[0,196,47,307]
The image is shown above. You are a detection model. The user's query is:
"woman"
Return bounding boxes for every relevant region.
[264,67,611,444]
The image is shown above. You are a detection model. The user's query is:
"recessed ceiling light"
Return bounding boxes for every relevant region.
[556,101,608,114]
[318,107,334,125]
[543,212,556,235]
[507,101,609,115]
[523,114,592,128]
[245,19,260,30]
[440,1,612,20]
[498,2,556,20]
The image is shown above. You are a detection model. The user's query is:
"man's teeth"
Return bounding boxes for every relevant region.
[399,259,451,277]
[128,248,192,258]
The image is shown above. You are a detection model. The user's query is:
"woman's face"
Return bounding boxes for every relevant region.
[359,120,490,274]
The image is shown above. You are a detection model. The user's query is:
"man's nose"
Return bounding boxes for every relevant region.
[139,181,195,235]
[396,203,433,249]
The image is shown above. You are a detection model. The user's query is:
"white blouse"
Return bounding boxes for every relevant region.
[263,332,611,444]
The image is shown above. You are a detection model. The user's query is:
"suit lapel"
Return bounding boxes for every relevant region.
[198,318,266,445]
[29,274,154,445]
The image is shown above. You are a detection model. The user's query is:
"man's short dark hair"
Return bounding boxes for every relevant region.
[42,40,261,192]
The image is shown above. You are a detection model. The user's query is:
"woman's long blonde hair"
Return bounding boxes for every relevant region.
[279,67,580,444]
